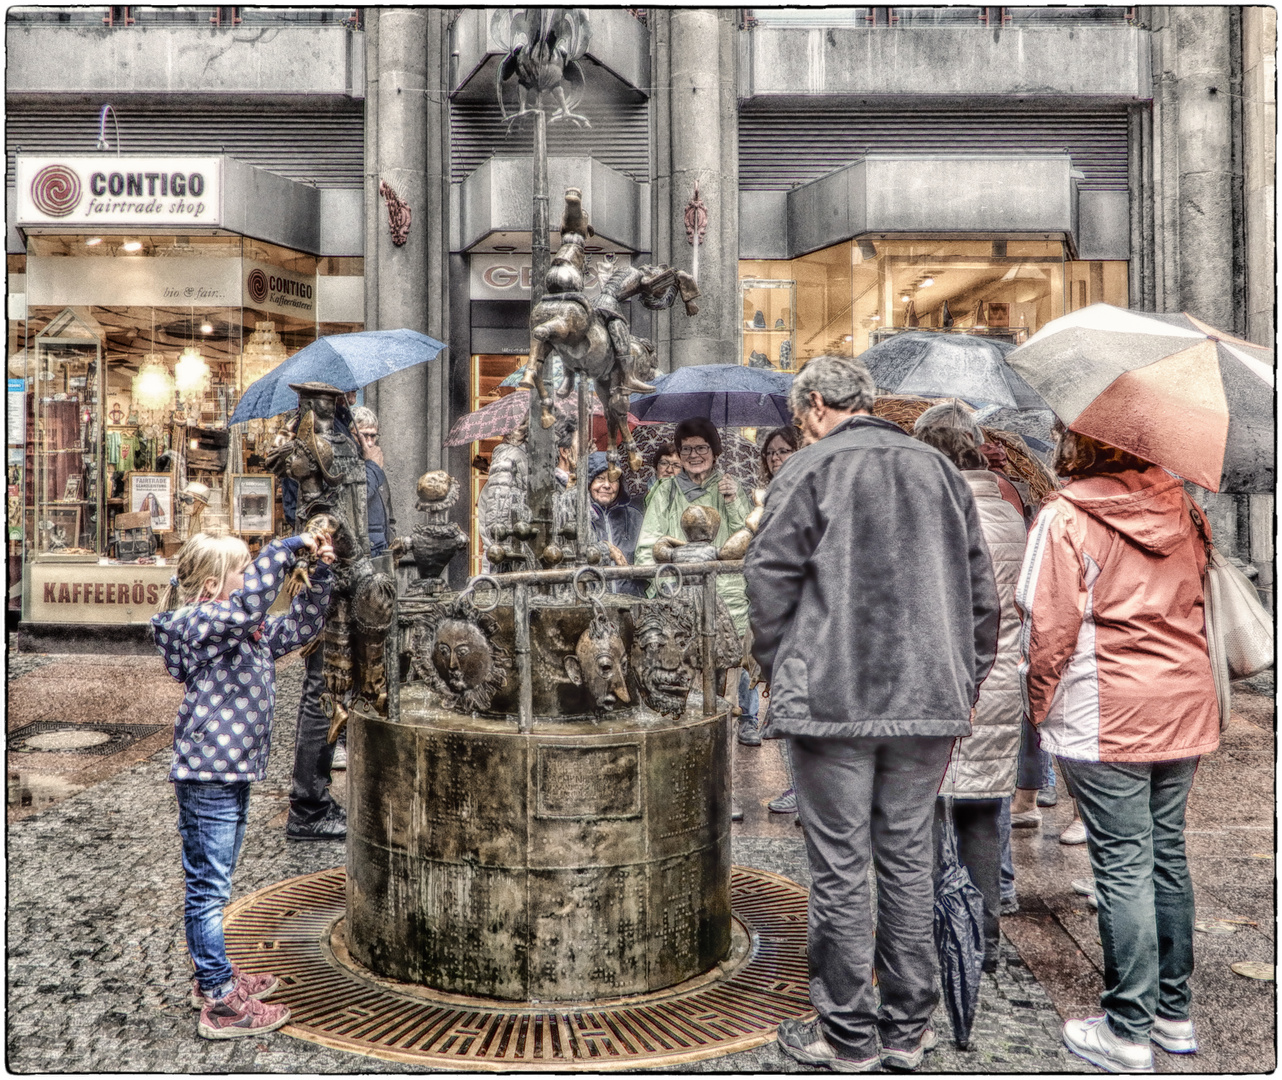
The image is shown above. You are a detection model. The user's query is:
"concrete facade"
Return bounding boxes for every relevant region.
[4,6,1274,596]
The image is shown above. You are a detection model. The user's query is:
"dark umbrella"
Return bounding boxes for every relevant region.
[934,796,986,1049]
[229,328,445,423]
[629,365,793,427]
[858,331,1045,410]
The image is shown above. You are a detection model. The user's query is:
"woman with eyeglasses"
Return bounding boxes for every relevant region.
[758,425,800,485]
[634,417,752,639]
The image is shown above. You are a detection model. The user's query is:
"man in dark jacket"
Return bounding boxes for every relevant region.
[351,405,397,556]
[745,354,999,1072]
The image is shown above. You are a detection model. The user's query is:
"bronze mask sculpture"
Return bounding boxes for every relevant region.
[410,598,513,714]
[631,602,698,717]
[564,608,631,713]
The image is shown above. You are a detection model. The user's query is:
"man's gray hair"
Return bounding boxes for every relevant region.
[788,355,876,417]
[912,401,985,445]
[350,405,378,430]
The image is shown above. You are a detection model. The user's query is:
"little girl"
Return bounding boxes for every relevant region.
[152,528,334,1040]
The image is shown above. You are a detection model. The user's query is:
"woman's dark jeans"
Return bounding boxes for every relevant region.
[1056,756,1200,1044]
[175,779,251,996]
[1017,713,1055,790]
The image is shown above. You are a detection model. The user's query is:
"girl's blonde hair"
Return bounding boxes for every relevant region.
[161,531,251,610]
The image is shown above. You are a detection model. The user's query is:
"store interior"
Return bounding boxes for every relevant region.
[8,234,361,607]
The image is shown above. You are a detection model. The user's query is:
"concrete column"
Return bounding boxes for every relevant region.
[1149,6,1237,329]
[363,9,448,528]
[1241,8,1275,607]
[1241,6,1275,348]
[666,8,739,368]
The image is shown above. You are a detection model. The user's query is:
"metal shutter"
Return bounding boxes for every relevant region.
[739,108,1129,191]
[450,101,649,184]
[6,107,364,188]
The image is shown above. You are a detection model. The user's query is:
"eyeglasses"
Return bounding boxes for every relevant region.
[679,443,712,458]
[359,429,379,442]
[765,448,793,461]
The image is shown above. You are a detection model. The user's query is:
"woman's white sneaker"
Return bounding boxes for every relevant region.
[1062,1016,1153,1073]
[1151,1016,1198,1054]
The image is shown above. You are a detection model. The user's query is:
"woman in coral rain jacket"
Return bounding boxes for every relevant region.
[1016,428,1217,1074]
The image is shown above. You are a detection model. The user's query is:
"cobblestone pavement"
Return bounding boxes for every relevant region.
[4,651,1235,1073]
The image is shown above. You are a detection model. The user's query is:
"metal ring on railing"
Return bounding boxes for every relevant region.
[465,574,503,612]
[572,564,608,601]
[653,562,684,598]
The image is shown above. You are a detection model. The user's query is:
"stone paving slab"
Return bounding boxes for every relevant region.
[2,656,1095,1073]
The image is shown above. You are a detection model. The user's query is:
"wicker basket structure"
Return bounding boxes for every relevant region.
[873,395,1060,507]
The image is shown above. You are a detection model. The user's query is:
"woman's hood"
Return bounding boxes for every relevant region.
[1054,467,1193,556]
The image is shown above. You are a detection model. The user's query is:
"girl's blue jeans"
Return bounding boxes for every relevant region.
[1017,713,1056,790]
[174,780,251,997]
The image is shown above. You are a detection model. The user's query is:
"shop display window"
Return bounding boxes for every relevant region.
[740,238,1127,367]
[12,232,363,621]
[739,279,797,370]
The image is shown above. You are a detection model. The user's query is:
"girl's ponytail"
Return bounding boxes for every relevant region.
[163,531,251,610]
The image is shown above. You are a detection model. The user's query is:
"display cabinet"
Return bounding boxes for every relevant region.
[739,278,797,370]
[29,308,104,559]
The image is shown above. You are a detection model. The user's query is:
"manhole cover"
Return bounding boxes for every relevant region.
[225,866,813,1070]
[23,730,113,751]
[7,721,168,756]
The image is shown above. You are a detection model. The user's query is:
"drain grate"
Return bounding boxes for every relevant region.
[7,721,169,756]
[224,866,813,1070]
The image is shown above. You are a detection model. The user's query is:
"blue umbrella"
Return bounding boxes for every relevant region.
[629,365,793,427]
[229,328,445,423]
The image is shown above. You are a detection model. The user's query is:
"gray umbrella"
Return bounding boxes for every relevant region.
[935,796,986,1050]
[858,331,1046,410]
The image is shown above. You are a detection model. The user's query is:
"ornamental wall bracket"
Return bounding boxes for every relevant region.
[379,179,411,246]
[684,180,708,247]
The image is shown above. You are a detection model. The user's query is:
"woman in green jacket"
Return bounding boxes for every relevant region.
[635,417,751,635]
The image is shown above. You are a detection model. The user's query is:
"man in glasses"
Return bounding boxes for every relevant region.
[746,354,998,1073]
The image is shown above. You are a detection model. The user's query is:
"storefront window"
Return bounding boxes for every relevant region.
[740,238,1126,367]
[13,232,363,623]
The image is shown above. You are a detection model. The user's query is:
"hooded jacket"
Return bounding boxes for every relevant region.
[1016,466,1217,763]
[152,536,333,783]
[745,414,1000,739]
[940,471,1026,799]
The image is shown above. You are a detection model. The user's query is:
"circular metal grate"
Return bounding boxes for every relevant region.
[224,865,813,1070]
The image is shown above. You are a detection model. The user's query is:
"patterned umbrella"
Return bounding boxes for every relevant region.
[626,424,763,500]
[1007,304,1274,492]
[444,389,636,448]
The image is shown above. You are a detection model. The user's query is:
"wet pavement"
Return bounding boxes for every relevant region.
[4,646,1274,1073]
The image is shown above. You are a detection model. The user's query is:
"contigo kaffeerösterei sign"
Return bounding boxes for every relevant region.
[15,156,222,227]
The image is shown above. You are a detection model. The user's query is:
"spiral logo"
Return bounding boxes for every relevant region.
[30,164,81,217]
[247,268,269,304]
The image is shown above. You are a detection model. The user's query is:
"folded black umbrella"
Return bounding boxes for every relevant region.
[934,796,986,1049]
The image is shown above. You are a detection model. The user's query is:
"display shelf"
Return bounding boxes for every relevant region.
[739,278,797,370]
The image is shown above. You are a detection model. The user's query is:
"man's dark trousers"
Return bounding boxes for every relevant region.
[791,734,954,1060]
[288,646,341,827]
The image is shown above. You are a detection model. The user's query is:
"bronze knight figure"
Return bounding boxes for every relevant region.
[267,382,396,743]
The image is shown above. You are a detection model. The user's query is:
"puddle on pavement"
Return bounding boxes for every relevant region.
[7,771,86,810]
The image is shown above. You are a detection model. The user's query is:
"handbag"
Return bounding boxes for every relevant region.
[1185,496,1274,729]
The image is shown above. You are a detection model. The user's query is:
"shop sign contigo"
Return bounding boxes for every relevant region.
[16,156,222,227]
[470,253,632,301]
[243,259,316,319]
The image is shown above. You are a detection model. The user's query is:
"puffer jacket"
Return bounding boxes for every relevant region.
[1016,466,1218,763]
[940,471,1026,799]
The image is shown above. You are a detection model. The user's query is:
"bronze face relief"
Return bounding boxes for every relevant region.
[410,599,513,713]
[565,610,631,713]
[631,602,698,718]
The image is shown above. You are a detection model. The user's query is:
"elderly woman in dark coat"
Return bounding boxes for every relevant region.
[556,451,644,594]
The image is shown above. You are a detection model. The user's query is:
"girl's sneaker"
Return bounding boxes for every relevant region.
[191,966,280,1010]
[198,984,291,1040]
